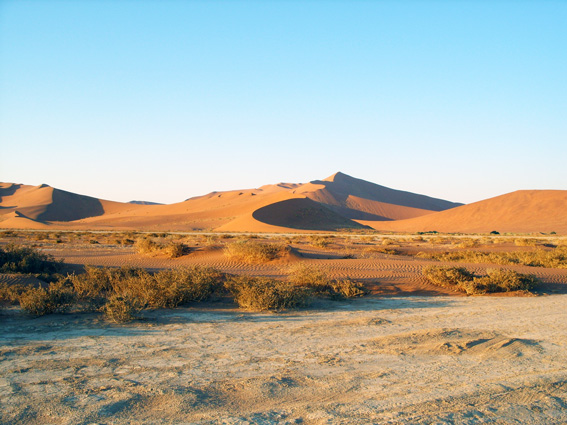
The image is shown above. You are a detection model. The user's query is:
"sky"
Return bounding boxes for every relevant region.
[1,0,566,205]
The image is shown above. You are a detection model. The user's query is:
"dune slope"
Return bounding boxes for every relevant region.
[363,190,567,234]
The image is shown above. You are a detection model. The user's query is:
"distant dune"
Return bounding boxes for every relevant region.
[128,200,163,206]
[1,176,565,234]
[363,190,567,234]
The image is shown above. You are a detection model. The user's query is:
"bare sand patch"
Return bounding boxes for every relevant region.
[1,295,567,424]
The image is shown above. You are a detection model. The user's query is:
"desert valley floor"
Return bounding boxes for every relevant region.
[1,231,567,424]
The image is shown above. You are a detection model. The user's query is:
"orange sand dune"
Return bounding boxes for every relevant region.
[301,172,462,221]
[0,183,138,227]
[3,177,563,234]
[362,190,567,234]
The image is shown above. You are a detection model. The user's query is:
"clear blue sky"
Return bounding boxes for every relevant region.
[1,1,566,204]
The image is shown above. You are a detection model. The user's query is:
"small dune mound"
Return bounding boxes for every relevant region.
[367,328,542,359]
[252,198,365,231]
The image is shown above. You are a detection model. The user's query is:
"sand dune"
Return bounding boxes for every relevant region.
[0,183,135,224]
[2,176,565,234]
[0,174,459,232]
[304,172,462,220]
[363,190,567,234]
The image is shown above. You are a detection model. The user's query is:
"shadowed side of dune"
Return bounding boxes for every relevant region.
[252,198,368,231]
[37,189,105,222]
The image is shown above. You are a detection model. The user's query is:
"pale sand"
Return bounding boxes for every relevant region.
[2,295,566,424]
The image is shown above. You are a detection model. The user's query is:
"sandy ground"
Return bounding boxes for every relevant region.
[1,295,567,424]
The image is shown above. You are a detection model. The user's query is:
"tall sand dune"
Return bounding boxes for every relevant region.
[3,177,564,234]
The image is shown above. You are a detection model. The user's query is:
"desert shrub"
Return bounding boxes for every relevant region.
[309,236,331,248]
[288,263,330,289]
[136,237,188,258]
[416,247,567,269]
[103,295,139,323]
[422,266,538,295]
[474,269,539,293]
[70,266,146,310]
[329,279,367,298]
[225,276,309,311]
[224,240,290,263]
[0,282,29,304]
[457,238,479,248]
[69,265,223,311]
[18,280,74,316]
[136,237,160,254]
[161,242,187,258]
[70,266,115,301]
[288,263,366,299]
[422,266,476,290]
[150,266,223,307]
[381,239,395,246]
[515,238,538,247]
[365,247,401,256]
[0,244,62,276]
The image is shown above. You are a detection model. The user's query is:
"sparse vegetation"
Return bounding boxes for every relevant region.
[457,238,479,248]
[422,265,539,295]
[515,238,538,247]
[136,237,189,258]
[288,263,367,299]
[0,244,62,280]
[224,240,290,263]
[19,280,75,316]
[309,236,332,248]
[416,247,567,269]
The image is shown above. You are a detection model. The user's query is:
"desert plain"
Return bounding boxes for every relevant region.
[1,229,567,424]
[1,174,567,424]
